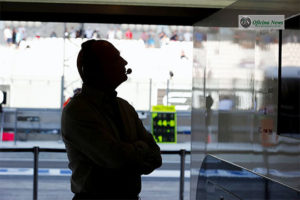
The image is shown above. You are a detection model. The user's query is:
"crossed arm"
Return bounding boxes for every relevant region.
[62,107,162,175]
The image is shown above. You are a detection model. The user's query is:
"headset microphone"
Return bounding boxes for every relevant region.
[126,68,132,74]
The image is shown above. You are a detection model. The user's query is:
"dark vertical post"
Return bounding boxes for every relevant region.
[61,22,67,109]
[14,109,17,145]
[60,75,65,109]
[33,146,39,200]
[179,149,186,200]
[149,78,152,112]
[0,110,4,142]
[277,30,282,135]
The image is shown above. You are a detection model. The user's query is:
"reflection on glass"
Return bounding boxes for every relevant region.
[279,29,300,139]
[197,155,300,200]
[191,26,300,200]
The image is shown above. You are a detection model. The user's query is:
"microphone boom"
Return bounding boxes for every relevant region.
[126,68,132,74]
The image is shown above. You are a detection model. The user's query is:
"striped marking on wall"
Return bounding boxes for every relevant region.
[1,168,300,178]
[0,168,190,178]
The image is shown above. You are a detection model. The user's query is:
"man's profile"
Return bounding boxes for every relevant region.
[61,40,162,200]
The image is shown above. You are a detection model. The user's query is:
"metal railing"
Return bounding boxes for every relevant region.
[0,147,190,200]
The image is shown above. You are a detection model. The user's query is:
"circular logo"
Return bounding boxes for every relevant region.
[240,17,251,28]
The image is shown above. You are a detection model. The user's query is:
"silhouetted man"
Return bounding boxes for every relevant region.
[61,40,162,200]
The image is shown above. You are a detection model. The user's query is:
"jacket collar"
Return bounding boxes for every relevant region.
[81,84,117,104]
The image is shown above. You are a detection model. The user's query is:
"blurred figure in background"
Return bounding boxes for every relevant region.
[115,28,123,40]
[107,28,115,40]
[3,26,12,45]
[141,31,148,45]
[125,28,133,39]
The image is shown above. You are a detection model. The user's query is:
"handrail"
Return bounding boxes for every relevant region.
[0,147,190,200]
[0,147,191,154]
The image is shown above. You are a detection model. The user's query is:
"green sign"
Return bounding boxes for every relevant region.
[151,105,177,143]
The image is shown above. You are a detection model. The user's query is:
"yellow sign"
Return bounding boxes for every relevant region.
[151,105,177,143]
[152,105,176,112]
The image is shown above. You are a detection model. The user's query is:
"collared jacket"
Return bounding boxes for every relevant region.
[61,85,162,198]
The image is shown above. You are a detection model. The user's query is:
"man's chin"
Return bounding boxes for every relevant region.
[121,74,128,82]
[115,76,128,88]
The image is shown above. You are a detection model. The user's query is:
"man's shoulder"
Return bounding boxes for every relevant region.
[116,97,140,119]
[63,95,92,117]
[116,97,134,109]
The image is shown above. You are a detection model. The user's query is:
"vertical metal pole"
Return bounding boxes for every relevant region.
[179,149,186,200]
[149,78,152,112]
[33,146,39,200]
[149,79,153,133]
[166,79,169,105]
[61,22,67,109]
[60,75,65,109]
[14,109,17,145]
[277,30,282,134]
[0,111,4,142]
[81,23,84,39]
